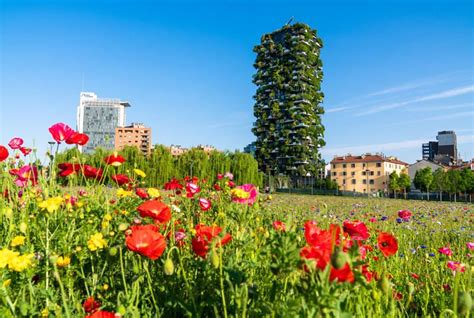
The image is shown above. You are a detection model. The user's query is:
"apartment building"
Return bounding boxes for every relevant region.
[115,123,151,155]
[330,154,408,194]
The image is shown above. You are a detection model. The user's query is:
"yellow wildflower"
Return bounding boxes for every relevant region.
[147,188,160,198]
[9,253,34,272]
[231,188,250,199]
[56,256,71,267]
[2,207,13,218]
[2,279,11,287]
[87,233,107,251]
[104,214,112,221]
[134,168,146,178]
[117,188,133,198]
[0,248,19,268]
[102,283,109,291]
[41,308,49,318]
[38,196,64,213]
[11,235,26,247]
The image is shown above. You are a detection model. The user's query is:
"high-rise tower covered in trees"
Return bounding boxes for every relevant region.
[252,23,325,176]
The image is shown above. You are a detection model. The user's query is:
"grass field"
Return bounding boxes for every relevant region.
[0,173,472,317]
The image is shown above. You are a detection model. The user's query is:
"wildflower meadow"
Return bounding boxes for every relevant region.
[0,123,472,317]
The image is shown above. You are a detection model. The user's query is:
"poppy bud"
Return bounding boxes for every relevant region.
[117,305,127,316]
[330,248,348,269]
[108,247,118,257]
[19,222,27,234]
[378,275,391,295]
[164,258,174,275]
[211,251,220,268]
[457,291,472,316]
[20,302,29,316]
[372,289,381,302]
[133,265,140,274]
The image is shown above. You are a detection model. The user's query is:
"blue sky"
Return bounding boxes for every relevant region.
[1,0,473,164]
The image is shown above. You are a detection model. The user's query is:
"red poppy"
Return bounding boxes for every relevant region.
[300,245,331,271]
[361,264,375,282]
[66,131,89,145]
[192,224,232,258]
[227,181,235,187]
[8,137,23,149]
[329,263,355,283]
[58,163,82,177]
[19,147,32,156]
[398,210,412,220]
[48,123,75,143]
[272,221,286,232]
[137,200,171,223]
[343,220,370,241]
[199,198,212,211]
[214,184,222,191]
[82,165,103,180]
[86,310,116,318]
[164,178,184,190]
[125,224,167,260]
[377,232,398,257]
[111,174,130,186]
[135,188,149,199]
[83,296,101,313]
[0,146,8,162]
[104,153,126,166]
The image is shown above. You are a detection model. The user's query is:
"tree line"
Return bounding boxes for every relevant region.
[389,167,474,201]
[55,145,263,188]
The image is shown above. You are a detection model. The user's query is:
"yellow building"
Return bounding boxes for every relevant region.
[330,154,408,194]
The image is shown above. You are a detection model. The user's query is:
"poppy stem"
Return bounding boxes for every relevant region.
[119,246,129,297]
[144,261,159,313]
[219,247,228,318]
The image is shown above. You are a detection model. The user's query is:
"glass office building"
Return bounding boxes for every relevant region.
[77,92,130,153]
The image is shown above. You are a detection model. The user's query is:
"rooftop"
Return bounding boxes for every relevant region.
[331,153,408,166]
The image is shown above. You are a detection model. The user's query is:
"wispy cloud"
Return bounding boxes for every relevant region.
[325,71,471,114]
[387,111,474,126]
[358,85,474,116]
[321,134,474,158]
[406,103,473,112]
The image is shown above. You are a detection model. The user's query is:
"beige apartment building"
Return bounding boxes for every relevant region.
[115,123,152,155]
[330,154,408,194]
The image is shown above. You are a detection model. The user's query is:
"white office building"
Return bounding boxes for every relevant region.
[77,92,130,153]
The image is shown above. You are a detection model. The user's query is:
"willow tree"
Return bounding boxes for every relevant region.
[252,22,325,177]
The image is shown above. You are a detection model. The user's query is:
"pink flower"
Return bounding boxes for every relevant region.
[447,261,466,273]
[199,198,212,211]
[224,172,234,180]
[467,242,474,250]
[185,182,200,198]
[217,174,224,180]
[48,123,75,143]
[369,217,377,223]
[231,184,258,205]
[438,246,453,257]
[8,137,23,150]
[11,165,38,187]
[398,210,413,220]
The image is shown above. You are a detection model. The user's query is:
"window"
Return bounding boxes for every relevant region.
[351,172,355,176]
[363,179,367,184]
[377,171,381,176]
[332,164,336,169]
[343,172,347,176]
[363,163,366,168]
[343,179,346,185]
[370,171,375,176]
[342,164,346,168]
[332,172,336,176]
[351,179,356,184]
[362,171,366,176]
[369,179,375,185]
[351,163,355,168]
[376,163,382,167]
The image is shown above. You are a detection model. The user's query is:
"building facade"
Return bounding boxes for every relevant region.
[436,130,457,164]
[252,22,325,177]
[77,92,130,153]
[115,123,152,155]
[330,154,408,194]
[422,141,438,161]
[407,160,445,189]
